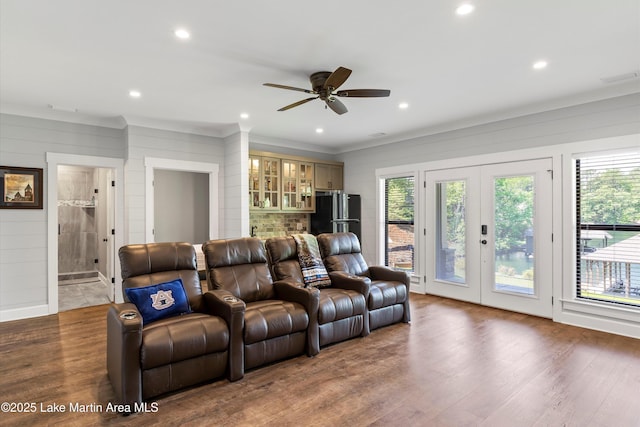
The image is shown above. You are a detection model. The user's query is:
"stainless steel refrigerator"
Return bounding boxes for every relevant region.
[310,191,361,242]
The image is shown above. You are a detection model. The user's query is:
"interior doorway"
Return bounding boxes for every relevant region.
[57,165,115,311]
[153,169,210,244]
[144,157,219,244]
[425,158,554,318]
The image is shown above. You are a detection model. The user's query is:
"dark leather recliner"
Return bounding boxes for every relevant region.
[317,232,411,331]
[107,242,237,408]
[265,235,369,348]
[202,237,319,377]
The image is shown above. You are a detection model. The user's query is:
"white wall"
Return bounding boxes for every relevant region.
[0,116,229,320]
[338,93,640,338]
[0,114,125,318]
[338,93,640,265]
[124,125,226,244]
[223,131,249,238]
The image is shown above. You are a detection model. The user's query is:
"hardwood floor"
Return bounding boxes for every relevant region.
[1,294,639,426]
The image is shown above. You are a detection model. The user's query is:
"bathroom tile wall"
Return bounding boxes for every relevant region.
[57,166,98,274]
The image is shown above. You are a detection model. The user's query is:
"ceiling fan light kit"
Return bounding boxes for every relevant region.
[264,66,390,115]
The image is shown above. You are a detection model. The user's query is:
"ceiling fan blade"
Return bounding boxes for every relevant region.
[325,98,348,115]
[335,89,391,97]
[323,67,352,90]
[264,83,315,94]
[277,97,318,111]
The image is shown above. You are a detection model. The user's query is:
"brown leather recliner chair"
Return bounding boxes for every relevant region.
[317,232,411,331]
[265,235,369,348]
[107,242,239,409]
[202,237,320,377]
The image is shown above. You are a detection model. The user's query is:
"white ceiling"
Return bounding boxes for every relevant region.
[1,0,639,153]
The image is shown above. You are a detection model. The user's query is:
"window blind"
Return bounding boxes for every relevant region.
[384,176,415,271]
[576,152,640,306]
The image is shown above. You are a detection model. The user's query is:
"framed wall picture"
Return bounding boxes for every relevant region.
[0,166,44,209]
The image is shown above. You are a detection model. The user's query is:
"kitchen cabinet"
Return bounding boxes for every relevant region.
[249,155,280,210]
[282,160,314,211]
[315,163,343,190]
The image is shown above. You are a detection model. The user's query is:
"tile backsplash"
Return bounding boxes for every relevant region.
[250,212,309,238]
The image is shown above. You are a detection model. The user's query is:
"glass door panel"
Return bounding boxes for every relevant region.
[426,167,481,304]
[435,180,467,284]
[249,157,261,208]
[426,159,553,318]
[480,158,553,318]
[282,161,296,209]
[493,175,535,295]
[299,163,314,210]
[263,158,279,209]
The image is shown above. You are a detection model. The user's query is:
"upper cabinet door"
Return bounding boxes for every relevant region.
[282,160,315,211]
[315,163,343,190]
[249,155,280,210]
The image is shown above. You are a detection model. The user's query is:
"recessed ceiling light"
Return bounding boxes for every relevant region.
[129,90,141,98]
[174,28,190,40]
[399,102,409,110]
[240,113,249,119]
[533,60,548,70]
[315,128,324,134]
[456,3,475,15]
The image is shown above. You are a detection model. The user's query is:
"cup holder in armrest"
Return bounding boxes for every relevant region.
[120,311,138,320]
[223,296,239,303]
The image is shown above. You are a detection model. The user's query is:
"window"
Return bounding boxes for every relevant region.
[384,176,415,272]
[576,152,640,307]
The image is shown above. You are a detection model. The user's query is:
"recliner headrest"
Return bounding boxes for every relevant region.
[119,242,197,279]
[203,237,268,268]
[317,232,361,257]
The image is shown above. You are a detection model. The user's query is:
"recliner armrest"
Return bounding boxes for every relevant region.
[368,265,410,285]
[274,280,320,313]
[328,271,371,299]
[203,290,245,381]
[274,280,320,356]
[106,303,143,408]
[204,289,246,319]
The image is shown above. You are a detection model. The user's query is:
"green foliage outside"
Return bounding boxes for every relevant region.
[386,177,414,221]
[494,176,534,253]
[580,167,640,224]
[442,177,534,255]
[443,181,466,255]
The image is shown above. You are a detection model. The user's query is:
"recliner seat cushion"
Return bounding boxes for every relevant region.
[141,313,229,370]
[369,281,408,310]
[244,300,309,345]
[318,288,366,325]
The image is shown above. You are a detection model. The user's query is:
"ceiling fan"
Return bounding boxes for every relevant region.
[263,66,390,115]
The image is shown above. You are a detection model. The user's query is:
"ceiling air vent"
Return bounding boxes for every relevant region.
[600,71,640,84]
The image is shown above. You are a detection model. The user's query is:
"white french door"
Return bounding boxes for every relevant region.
[425,159,553,318]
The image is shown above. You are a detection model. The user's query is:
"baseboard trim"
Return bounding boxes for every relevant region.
[0,305,50,322]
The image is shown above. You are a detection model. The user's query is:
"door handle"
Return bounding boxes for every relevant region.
[481,239,487,245]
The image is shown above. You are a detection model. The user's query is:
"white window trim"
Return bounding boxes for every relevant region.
[560,138,640,338]
[376,169,422,292]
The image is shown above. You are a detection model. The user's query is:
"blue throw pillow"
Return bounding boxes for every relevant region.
[124,279,191,325]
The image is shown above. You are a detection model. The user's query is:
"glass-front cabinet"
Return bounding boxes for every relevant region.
[249,155,280,210]
[282,160,314,211]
